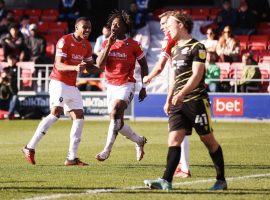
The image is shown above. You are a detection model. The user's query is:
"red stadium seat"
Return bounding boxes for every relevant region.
[230,62,244,79]
[41,9,59,22]
[257,22,270,35]
[209,8,221,20]
[13,9,24,18]
[216,62,230,80]
[175,8,191,15]
[24,9,42,23]
[17,62,35,89]
[249,35,269,50]
[235,35,249,51]
[191,8,209,20]
[46,42,55,58]
[44,34,59,44]
[37,21,49,34]
[48,22,68,35]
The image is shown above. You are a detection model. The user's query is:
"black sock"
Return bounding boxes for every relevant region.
[162,146,181,182]
[210,145,225,181]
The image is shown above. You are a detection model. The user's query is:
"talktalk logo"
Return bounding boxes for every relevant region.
[213,97,244,116]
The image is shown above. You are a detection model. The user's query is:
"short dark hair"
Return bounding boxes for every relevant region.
[8,23,19,31]
[170,12,193,34]
[75,17,91,25]
[107,10,132,34]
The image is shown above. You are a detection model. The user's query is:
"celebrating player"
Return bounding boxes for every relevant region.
[22,17,98,166]
[144,12,227,190]
[143,11,191,178]
[95,10,148,162]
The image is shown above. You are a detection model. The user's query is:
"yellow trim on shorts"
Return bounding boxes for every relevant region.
[203,98,213,133]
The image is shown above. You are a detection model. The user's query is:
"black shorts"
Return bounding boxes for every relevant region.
[168,98,213,135]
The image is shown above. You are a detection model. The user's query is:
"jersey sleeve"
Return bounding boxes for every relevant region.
[84,42,93,62]
[134,41,145,61]
[55,37,67,58]
[192,43,206,64]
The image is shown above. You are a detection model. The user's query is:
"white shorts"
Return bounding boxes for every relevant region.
[49,80,83,113]
[107,82,135,113]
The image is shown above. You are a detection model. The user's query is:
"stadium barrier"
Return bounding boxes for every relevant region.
[134,93,270,120]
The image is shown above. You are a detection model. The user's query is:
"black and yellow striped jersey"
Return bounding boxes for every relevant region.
[171,38,208,102]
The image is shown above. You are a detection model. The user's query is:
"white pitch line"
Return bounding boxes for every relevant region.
[21,173,270,200]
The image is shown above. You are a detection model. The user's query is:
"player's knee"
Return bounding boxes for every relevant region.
[51,107,62,118]
[113,119,123,132]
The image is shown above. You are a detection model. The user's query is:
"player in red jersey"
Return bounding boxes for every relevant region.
[143,11,191,178]
[22,17,98,166]
[95,10,148,162]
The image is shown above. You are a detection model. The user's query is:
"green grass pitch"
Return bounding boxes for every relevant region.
[0,120,270,200]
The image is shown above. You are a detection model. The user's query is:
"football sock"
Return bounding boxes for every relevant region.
[119,123,142,144]
[67,119,84,160]
[209,145,225,181]
[27,114,58,149]
[103,119,120,152]
[162,146,181,182]
[179,136,190,173]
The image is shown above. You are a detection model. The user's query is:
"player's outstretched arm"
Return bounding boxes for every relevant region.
[54,56,84,72]
[143,56,168,84]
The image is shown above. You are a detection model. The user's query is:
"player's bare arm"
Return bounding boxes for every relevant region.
[96,33,116,71]
[143,56,168,84]
[172,62,205,106]
[164,69,175,115]
[137,56,149,102]
[54,56,85,72]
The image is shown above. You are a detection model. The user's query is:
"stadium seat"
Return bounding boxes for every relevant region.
[249,35,269,51]
[230,62,244,79]
[24,9,42,23]
[46,42,55,58]
[44,34,59,44]
[37,21,49,34]
[235,35,249,52]
[191,8,209,20]
[41,9,59,22]
[209,8,221,20]
[216,62,230,80]
[175,8,191,15]
[257,22,270,35]
[17,62,35,89]
[48,22,68,35]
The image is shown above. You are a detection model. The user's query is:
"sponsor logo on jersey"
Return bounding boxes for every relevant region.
[108,51,127,60]
[71,43,75,46]
[72,54,84,60]
[213,97,243,116]
[181,47,190,54]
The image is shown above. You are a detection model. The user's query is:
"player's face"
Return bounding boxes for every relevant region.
[111,17,126,37]
[160,16,168,35]
[76,20,91,40]
[167,16,181,40]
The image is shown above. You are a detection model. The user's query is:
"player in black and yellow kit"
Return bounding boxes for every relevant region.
[144,12,227,190]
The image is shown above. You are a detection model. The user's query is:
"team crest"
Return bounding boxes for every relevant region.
[199,49,206,59]
[82,44,86,48]
[59,97,63,102]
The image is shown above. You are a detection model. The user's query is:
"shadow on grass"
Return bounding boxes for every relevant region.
[111,188,270,195]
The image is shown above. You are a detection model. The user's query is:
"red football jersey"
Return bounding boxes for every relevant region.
[160,33,176,59]
[50,34,92,86]
[101,37,144,85]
